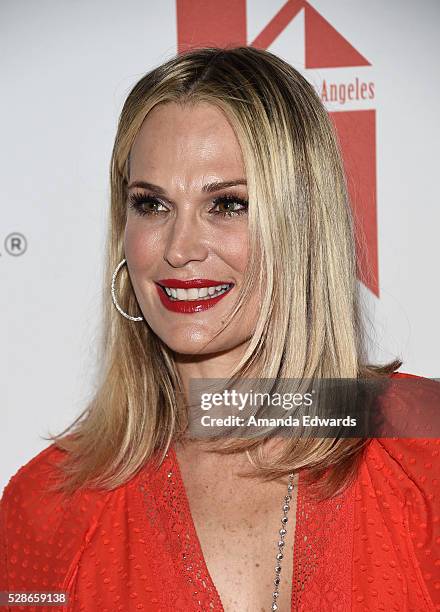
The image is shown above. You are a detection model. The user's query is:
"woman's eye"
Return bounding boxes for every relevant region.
[127,193,168,216]
[127,192,248,218]
[211,195,249,217]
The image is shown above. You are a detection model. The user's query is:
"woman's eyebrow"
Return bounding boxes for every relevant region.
[126,179,247,194]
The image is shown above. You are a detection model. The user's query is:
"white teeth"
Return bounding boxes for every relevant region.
[162,284,233,301]
[187,288,199,300]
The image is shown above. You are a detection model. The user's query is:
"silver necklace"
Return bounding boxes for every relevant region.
[271,473,295,611]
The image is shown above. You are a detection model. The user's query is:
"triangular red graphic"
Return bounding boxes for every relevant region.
[304,3,370,68]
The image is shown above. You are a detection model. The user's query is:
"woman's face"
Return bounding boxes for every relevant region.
[124,101,259,356]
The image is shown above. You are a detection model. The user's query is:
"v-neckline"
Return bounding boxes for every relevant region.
[168,442,300,611]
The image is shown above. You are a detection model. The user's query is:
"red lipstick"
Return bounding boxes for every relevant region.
[155,279,234,313]
[156,278,229,288]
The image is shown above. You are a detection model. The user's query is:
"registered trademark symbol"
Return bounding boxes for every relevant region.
[5,232,28,256]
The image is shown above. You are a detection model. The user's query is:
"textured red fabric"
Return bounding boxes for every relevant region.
[1,372,439,611]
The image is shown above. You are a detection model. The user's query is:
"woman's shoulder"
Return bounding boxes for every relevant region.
[2,442,66,491]
[1,441,112,530]
[1,443,102,512]
[363,371,440,610]
[0,444,111,591]
[0,444,70,520]
[375,369,440,455]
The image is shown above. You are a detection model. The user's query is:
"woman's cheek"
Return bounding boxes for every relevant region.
[214,224,249,273]
[124,221,163,271]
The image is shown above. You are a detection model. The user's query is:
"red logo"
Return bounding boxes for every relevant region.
[176,0,379,295]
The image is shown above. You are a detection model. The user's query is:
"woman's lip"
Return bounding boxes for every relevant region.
[156,278,233,289]
[155,283,233,314]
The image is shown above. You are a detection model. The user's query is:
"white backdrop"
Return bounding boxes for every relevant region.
[1,0,439,491]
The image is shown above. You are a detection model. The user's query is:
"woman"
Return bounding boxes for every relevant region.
[1,46,438,612]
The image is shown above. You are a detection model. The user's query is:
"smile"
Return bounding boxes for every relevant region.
[155,279,234,313]
[163,283,232,300]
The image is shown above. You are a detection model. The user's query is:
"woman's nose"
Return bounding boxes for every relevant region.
[163,212,209,267]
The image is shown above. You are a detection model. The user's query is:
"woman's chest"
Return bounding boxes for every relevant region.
[185,478,297,612]
[171,443,298,611]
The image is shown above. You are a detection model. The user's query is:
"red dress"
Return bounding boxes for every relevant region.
[1,372,439,611]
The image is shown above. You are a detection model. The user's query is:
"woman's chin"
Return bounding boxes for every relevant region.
[163,338,230,356]
[153,330,244,358]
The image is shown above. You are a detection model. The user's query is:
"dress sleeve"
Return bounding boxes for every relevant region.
[0,489,8,593]
[0,444,112,610]
[378,436,440,609]
[0,445,71,605]
[377,373,440,609]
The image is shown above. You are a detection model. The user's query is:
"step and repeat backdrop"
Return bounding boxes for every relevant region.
[1,0,439,489]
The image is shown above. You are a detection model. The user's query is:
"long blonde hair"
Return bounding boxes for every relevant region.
[47,46,401,497]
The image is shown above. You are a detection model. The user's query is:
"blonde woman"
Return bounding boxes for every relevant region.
[1,47,438,612]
